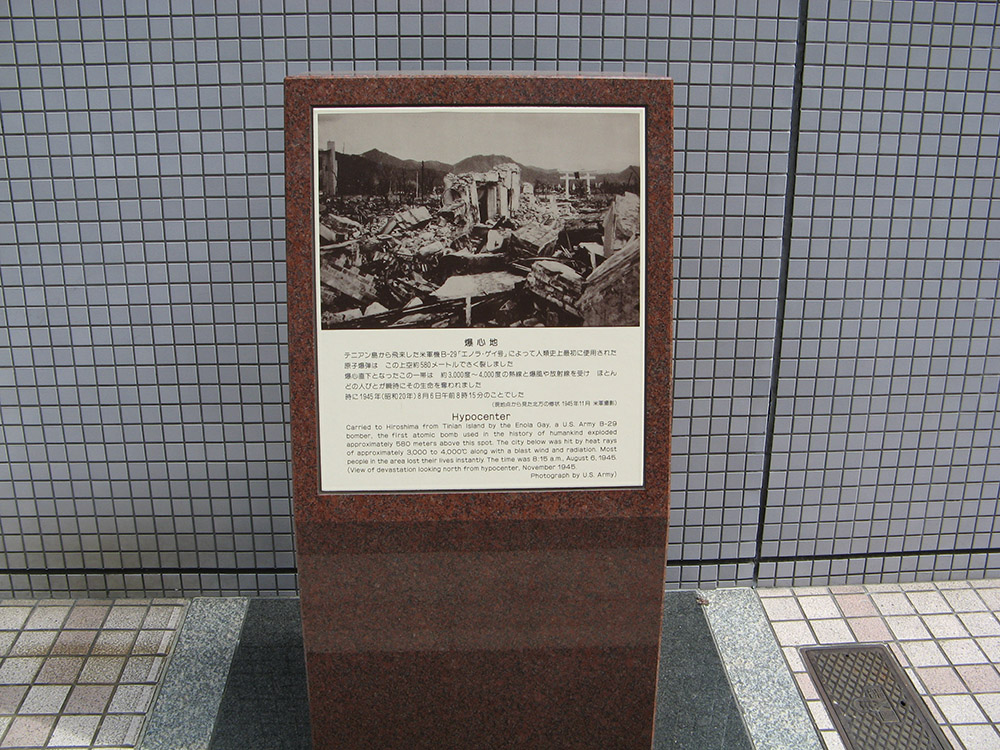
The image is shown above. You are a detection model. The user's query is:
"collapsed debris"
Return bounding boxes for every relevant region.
[319,161,641,329]
[527,261,583,320]
[578,235,641,326]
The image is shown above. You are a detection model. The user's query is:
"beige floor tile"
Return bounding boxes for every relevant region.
[959,612,1000,637]
[794,671,818,700]
[887,641,910,667]
[63,684,114,715]
[772,620,816,647]
[9,630,58,658]
[141,606,179,630]
[47,714,101,748]
[120,656,158,684]
[796,594,840,619]
[828,584,866,595]
[900,640,948,668]
[957,664,1000,693]
[0,685,27,713]
[811,618,855,644]
[92,631,136,656]
[915,666,967,695]
[847,616,892,641]
[954,724,1000,750]
[940,726,963,750]
[976,587,1000,610]
[782,646,806,672]
[833,593,878,617]
[900,581,938,592]
[77,656,125,684]
[975,693,1000,723]
[24,608,71,631]
[62,606,109,630]
[886,615,932,640]
[805,700,833,730]
[0,607,33,631]
[757,587,795,597]
[93,714,143,747]
[903,666,926,695]
[977,636,1000,662]
[50,630,97,657]
[759,596,803,621]
[923,613,969,639]
[19,684,70,715]
[942,588,989,613]
[942,700,988,729]
[792,586,830,597]
[871,591,916,615]
[865,583,903,593]
[131,630,172,656]
[0,715,56,749]
[906,589,951,614]
[103,606,147,631]
[926,695,946,722]
[34,657,85,685]
[108,684,155,714]
[0,657,44,685]
[941,638,989,666]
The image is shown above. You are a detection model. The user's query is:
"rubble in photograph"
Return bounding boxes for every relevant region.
[318,158,642,329]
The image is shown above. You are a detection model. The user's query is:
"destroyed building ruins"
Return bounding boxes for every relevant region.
[318,160,641,329]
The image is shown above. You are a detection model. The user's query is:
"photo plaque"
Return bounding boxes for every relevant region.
[286,73,672,749]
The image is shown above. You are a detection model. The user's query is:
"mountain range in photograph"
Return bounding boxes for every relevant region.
[334,148,640,196]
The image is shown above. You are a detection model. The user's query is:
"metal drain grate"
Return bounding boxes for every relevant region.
[801,644,952,750]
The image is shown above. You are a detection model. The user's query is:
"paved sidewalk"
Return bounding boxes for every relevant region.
[0,599,185,750]
[4,580,1000,749]
[755,579,1000,750]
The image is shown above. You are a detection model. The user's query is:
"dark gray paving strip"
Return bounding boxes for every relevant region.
[138,598,249,750]
[208,598,311,750]
[653,590,755,750]
[702,588,824,750]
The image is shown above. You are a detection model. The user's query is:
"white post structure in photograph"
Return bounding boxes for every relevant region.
[561,171,574,197]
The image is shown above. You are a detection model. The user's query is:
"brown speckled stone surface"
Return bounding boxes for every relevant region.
[286,73,672,750]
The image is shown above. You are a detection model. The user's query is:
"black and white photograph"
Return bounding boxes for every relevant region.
[315,107,644,329]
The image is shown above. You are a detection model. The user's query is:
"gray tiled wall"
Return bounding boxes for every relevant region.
[760,0,1000,586]
[0,0,997,596]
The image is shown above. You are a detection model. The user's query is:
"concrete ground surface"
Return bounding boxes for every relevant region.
[2,580,1000,749]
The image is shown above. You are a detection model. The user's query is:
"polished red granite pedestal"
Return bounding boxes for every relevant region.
[296,515,667,748]
[286,74,672,749]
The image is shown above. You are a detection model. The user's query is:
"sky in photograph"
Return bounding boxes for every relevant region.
[315,107,642,173]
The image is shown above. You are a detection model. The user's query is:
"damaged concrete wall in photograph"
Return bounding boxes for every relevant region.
[442,163,521,226]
